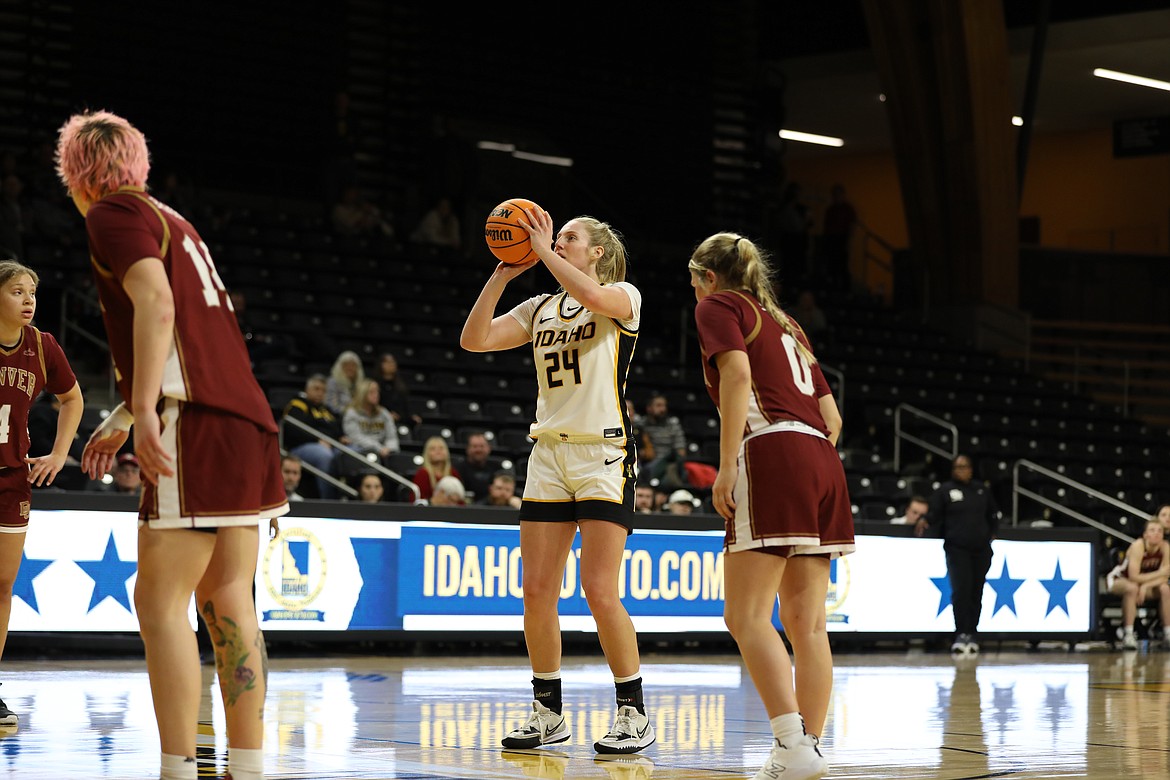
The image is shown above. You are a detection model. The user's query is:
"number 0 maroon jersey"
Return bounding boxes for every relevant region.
[0,326,77,469]
[83,187,275,431]
[694,290,832,437]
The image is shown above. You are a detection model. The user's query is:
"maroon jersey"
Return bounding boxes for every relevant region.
[84,188,275,432]
[0,327,76,469]
[1122,541,1165,578]
[694,290,832,436]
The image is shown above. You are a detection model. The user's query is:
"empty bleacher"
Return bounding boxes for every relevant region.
[29,187,1170,535]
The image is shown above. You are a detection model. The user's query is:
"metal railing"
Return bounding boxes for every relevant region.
[820,362,845,423]
[893,403,958,473]
[1011,459,1139,544]
[858,224,895,304]
[58,287,117,402]
[280,416,422,503]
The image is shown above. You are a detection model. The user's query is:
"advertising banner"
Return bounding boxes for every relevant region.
[13,509,1093,636]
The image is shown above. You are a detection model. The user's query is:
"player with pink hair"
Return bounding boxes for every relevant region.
[55,110,151,204]
[56,110,287,780]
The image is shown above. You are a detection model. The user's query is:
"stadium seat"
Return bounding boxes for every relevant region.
[439,398,485,424]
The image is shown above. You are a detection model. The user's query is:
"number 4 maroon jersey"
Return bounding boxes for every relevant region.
[0,326,77,469]
[82,187,275,431]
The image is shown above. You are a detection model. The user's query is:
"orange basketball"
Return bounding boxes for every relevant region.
[485,197,540,265]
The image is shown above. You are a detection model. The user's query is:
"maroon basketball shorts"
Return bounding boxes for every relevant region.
[0,466,32,533]
[140,399,290,529]
[726,427,855,558]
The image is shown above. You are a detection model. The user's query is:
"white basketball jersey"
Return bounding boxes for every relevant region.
[507,282,641,445]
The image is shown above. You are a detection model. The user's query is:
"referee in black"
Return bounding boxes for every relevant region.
[917,454,1000,655]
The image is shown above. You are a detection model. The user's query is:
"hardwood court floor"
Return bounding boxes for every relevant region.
[1,645,1168,779]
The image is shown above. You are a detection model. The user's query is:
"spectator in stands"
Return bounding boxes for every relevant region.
[355,473,385,504]
[282,374,347,499]
[640,393,688,488]
[1108,518,1170,651]
[923,454,999,655]
[281,454,304,502]
[775,181,812,292]
[479,471,522,509]
[412,436,461,503]
[891,495,929,526]
[430,475,467,507]
[410,195,461,250]
[627,397,647,453]
[111,452,142,495]
[325,350,364,414]
[634,483,655,514]
[454,431,500,501]
[87,452,142,495]
[342,379,399,474]
[818,182,857,292]
[322,90,357,204]
[666,489,699,516]
[625,398,642,428]
[376,352,422,430]
[790,290,829,340]
[331,184,395,240]
[1155,504,1170,535]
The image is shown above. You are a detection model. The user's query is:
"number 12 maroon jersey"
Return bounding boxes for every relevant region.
[83,187,276,432]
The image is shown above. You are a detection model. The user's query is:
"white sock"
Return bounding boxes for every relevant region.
[769,712,805,747]
[1124,626,1135,636]
[228,747,264,780]
[159,752,197,780]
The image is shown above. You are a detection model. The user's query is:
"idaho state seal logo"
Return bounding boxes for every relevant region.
[262,527,328,622]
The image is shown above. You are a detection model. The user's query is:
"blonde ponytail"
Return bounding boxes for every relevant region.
[688,232,816,365]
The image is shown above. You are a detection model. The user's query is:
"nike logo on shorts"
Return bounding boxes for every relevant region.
[604,456,622,466]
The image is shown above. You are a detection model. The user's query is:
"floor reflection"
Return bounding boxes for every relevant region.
[0,650,1164,778]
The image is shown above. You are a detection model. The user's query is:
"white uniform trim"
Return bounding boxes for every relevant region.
[145,398,290,530]
[741,419,826,448]
[156,398,182,522]
[727,424,847,557]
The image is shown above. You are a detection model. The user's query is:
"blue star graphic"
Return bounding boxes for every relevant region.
[76,533,138,613]
[1039,560,1077,617]
[13,552,54,613]
[988,558,1026,617]
[930,573,953,616]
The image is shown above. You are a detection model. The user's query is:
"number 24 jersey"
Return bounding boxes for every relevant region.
[507,283,640,445]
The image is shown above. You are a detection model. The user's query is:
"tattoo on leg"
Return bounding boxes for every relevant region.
[200,600,258,706]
